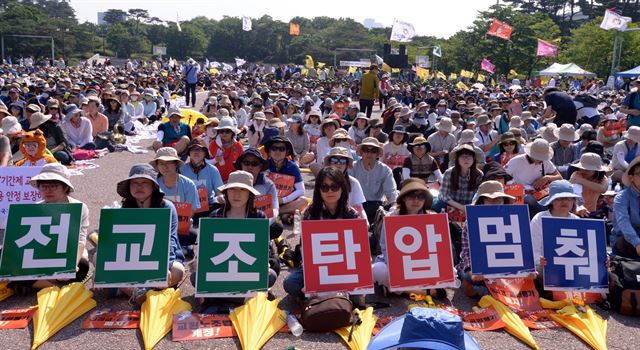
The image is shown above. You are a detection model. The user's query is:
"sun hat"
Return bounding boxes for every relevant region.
[357,137,383,155]
[187,138,212,159]
[435,117,456,133]
[265,135,294,156]
[397,178,433,208]
[26,104,41,113]
[150,147,184,169]
[252,111,267,121]
[46,99,59,109]
[29,112,52,130]
[524,138,553,161]
[267,118,286,128]
[217,170,260,196]
[521,111,535,121]
[324,146,354,168]
[624,126,640,143]
[116,163,162,198]
[509,116,524,128]
[307,109,322,119]
[623,156,640,187]
[399,107,413,118]
[540,125,559,143]
[407,136,431,153]
[65,104,82,118]
[450,144,478,161]
[577,123,594,137]
[369,118,383,128]
[215,117,240,134]
[354,112,368,122]
[570,152,608,172]
[482,162,513,183]
[203,117,220,128]
[234,148,268,171]
[412,115,428,126]
[329,129,352,146]
[30,163,74,192]
[168,109,184,118]
[321,117,340,131]
[497,132,521,147]
[416,101,428,110]
[538,179,581,206]
[554,123,579,142]
[367,307,480,350]
[206,96,218,105]
[476,114,492,126]
[472,180,516,205]
[458,129,479,144]
[287,114,303,124]
[1,116,22,135]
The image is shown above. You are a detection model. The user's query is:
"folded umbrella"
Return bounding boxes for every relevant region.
[549,305,607,350]
[229,292,286,350]
[479,295,539,350]
[140,288,191,350]
[0,282,14,301]
[334,307,377,350]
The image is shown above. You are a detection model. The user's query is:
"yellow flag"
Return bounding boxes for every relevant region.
[416,66,429,80]
[449,73,457,80]
[508,69,518,78]
[436,72,447,80]
[301,68,308,76]
[382,63,392,72]
[305,55,314,69]
[317,62,326,69]
[208,68,219,74]
[348,66,357,74]
[477,74,486,82]
[456,81,469,91]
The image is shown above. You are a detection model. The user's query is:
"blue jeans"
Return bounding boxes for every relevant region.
[53,150,72,165]
[80,142,97,150]
[283,268,305,298]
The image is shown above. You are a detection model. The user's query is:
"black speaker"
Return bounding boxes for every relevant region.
[399,45,406,56]
[383,44,391,56]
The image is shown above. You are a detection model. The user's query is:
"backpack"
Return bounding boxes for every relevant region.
[300,293,354,332]
[609,255,640,316]
[95,131,116,152]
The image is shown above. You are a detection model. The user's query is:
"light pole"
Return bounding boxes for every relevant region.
[610,27,640,77]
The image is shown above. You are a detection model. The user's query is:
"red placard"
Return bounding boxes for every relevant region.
[255,194,274,218]
[504,184,525,204]
[82,309,140,329]
[383,214,457,291]
[172,313,288,341]
[446,205,466,223]
[0,306,37,329]
[485,278,542,312]
[517,310,560,329]
[173,201,192,236]
[461,306,506,331]
[267,172,295,198]
[499,153,518,167]
[194,187,210,214]
[551,291,605,305]
[384,154,407,169]
[604,119,626,137]
[301,219,373,295]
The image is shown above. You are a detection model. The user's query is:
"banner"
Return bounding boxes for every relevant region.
[604,119,626,136]
[196,218,269,297]
[254,194,274,218]
[302,219,373,295]
[82,309,140,329]
[305,55,315,69]
[487,18,513,40]
[503,184,525,204]
[415,66,429,81]
[446,205,466,224]
[172,202,192,235]
[432,45,442,58]
[94,208,171,288]
[339,60,371,68]
[542,217,608,292]
[390,19,416,42]
[480,58,495,74]
[0,203,82,281]
[518,310,560,329]
[384,154,407,169]
[0,306,38,329]
[485,278,542,311]
[234,57,246,67]
[289,22,300,36]
[600,9,631,31]
[194,187,210,214]
[415,55,430,68]
[172,312,289,341]
[536,39,558,57]
[152,46,167,56]
[466,205,535,278]
[383,214,456,291]
[267,172,295,198]
[461,306,506,331]
[242,16,252,31]
[0,166,42,229]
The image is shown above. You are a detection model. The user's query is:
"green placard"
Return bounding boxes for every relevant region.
[0,203,82,281]
[196,218,269,297]
[94,208,171,288]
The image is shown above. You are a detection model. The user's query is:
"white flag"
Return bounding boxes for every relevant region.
[375,55,384,65]
[235,57,246,67]
[390,19,416,42]
[600,9,631,31]
[242,16,252,31]
[176,12,182,32]
[205,58,210,69]
[222,63,234,71]
[211,61,221,68]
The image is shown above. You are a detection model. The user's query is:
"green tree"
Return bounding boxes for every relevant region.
[102,9,127,25]
[166,24,207,59]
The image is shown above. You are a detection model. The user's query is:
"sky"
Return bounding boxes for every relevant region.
[68,0,499,39]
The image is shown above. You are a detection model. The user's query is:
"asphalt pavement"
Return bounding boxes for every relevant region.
[1,93,639,349]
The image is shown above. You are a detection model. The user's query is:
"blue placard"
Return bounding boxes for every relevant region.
[466,204,535,277]
[542,217,608,292]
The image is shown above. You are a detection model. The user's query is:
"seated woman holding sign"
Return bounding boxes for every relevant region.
[283,167,359,299]
[115,164,185,301]
[324,146,367,222]
[612,157,640,258]
[436,144,482,215]
[179,138,223,220]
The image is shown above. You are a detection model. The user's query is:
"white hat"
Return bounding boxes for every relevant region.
[572,152,608,172]
[509,116,524,128]
[554,123,579,142]
[150,147,184,169]
[215,117,240,134]
[525,138,554,161]
[1,116,22,135]
[458,129,479,144]
[30,163,74,192]
[29,112,52,130]
[624,126,640,143]
[217,170,260,196]
[436,117,456,133]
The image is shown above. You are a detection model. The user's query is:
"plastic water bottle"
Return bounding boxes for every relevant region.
[286,312,303,337]
[293,209,301,236]
[216,149,225,166]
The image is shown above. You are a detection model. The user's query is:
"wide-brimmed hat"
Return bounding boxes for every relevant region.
[369,118,383,128]
[623,156,640,187]
[525,138,553,161]
[252,111,267,121]
[624,126,640,143]
[287,114,303,124]
[476,114,492,126]
[509,116,524,128]
[482,162,513,183]
[458,129,479,144]
[234,147,268,171]
[521,111,534,120]
[187,138,212,159]
[116,163,162,198]
[1,116,22,135]
[450,144,478,161]
[570,152,608,172]
[324,146,354,168]
[307,109,322,119]
[150,147,184,169]
[354,112,368,122]
[217,170,260,196]
[265,135,294,157]
[25,104,41,113]
[168,109,184,118]
[46,99,59,109]
[30,163,74,192]
[357,137,383,155]
[412,115,428,126]
[65,104,82,118]
[497,132,521,147]
[554,123,579,142]
[407,136,431,153]
[399,107,413,118]
[267,118,286,128]
[538,179,581,206]
[472,180,515,205]
[203,117,220,128]
[577,123,594,137]
[367,307,480,350]
[416,101,428,110]
[215,117,240,134]
[540,126,559,143]
[397,178,433,208]
[435,117,456,133]
[389,125,409,141]
[29,112,52,130]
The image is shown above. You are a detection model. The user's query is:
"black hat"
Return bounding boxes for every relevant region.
[234,148,268,171]
[187,138,212,159]
[481,162,513,183]
[264,136,294,157]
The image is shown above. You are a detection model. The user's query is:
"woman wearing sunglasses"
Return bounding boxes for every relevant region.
[324,147,367,221]
[493,132,522,167]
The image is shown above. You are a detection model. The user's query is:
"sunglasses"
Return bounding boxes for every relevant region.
[320,183,341,193]
[242,160,262,168]
[361,146,379,153]
[405,192,428,201]
[329,157,348,165]
[270,145,287,152]
[218,129,233,134]
[504,142,517,146]
[333,138,347,143]
[413,144,427,149]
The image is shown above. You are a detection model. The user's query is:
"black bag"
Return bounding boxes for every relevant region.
[95,131,116,152]
[609,256,640,316]
[300,293,354,332]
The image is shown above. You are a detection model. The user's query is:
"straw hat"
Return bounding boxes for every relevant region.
[324,146,354,168]
[357,137,383,155]
[1,116,22,135]
[509,116,524,128]
[472,180,515,205]
[252,112,267,121]
[399,107,413,118]
[29,112,52,130]
[450,144,478,161]
[354,112,368,122]
[524,138,554,161]
[46,99,59,109]
[150,147,184,169]
[521,111,534,120]
[554,123,579,142]
[268,118,286,128]
[203,117,220,128]
[571,152,608,172]
[30,163,74,192]
[217,170,260,196]
[538,180,581,206]
[215,117,240,134]
[116,163,162,198]
[623,156,640,187]
[168,109,184,118]
[540,126,559,143]
[435,117,456,133]
[397,178,433,209]
[624,126,640,143]
[321,117,340,130]
[458,129,479,144]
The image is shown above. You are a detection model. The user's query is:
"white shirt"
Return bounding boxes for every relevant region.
[61,117,93,147]
[505,154,557,189]
[474,129,498,147]
[530,210,579,264]
[316,137,331,163]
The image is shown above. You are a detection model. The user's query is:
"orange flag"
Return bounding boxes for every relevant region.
[289,22,300,36]
[487,18,513,40]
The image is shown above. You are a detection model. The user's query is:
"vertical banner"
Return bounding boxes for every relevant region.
[302,219,373,295]
[0,166,43,229]
[94,208,171,288]
[196,218,269,297]
[542,217,608,292]
[172,202,192,235]
[466,205,535,278]
[383,214,457,291]
[0,203,82,280]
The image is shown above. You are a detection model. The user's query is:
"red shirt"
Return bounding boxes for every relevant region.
[209,140,243,182]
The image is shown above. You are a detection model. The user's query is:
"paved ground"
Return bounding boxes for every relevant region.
[1,93,639,349]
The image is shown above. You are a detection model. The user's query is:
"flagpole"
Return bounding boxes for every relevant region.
[609,30,619,78]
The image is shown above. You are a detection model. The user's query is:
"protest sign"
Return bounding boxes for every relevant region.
[0,166,43,229]
[82,309,140,329]
[383,214,457,291]
[194,187,210,214]
[604,119,626,137]
[542,217,608,292]
[485,278,542,311]
[466,205,535,278]
[302,219,373,295]
[446,205,466,224]
[94,208,171,288]
[461,307,506,331]
[254,194,274,218]
[0,306,38,329]
[172,312,289,341]
[0,203,82,281]
[267,172,295,198]
[172,202,192,236]
[196,218,269,297]
[384,154,406,169]
[503,184,525,204]
[517,310,560,329]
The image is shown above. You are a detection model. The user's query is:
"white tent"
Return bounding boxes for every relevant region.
[538,63,596,77]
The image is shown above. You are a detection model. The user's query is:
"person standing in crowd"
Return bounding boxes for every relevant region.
[542,87,577,126]
[182,58,200,107]
[620,78,640,127]
[359,65,380,118]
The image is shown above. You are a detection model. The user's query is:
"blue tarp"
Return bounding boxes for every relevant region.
[617,65,640,77]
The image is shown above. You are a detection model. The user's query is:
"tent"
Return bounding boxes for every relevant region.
[617,65,640,78]
[538,63,596,77]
